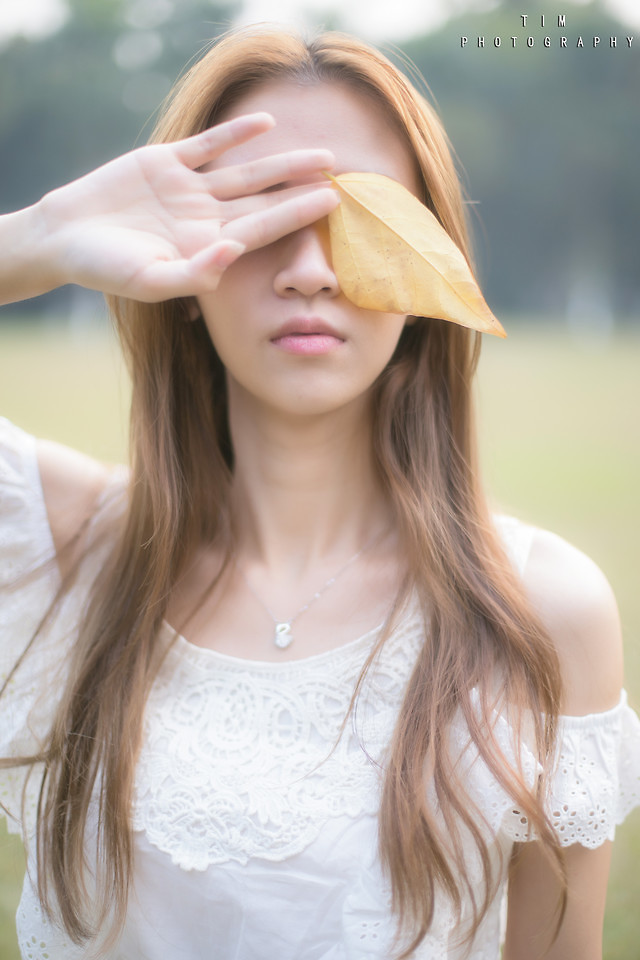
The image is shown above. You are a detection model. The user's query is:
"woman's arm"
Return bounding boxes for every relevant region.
[504,528,624,959]
[0,112,338,306]
[504,839,611,960]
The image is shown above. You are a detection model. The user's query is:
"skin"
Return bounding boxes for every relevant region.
[1,78,624,958]
[169,82,414,660]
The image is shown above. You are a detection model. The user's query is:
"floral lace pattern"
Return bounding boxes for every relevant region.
[132,612,424,868]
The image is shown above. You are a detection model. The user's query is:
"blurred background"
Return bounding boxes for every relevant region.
[1,0,639,324]
[0,0,639,957]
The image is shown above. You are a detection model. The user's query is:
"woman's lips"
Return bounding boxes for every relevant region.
[270,317,345,355]
[271,333,344,355]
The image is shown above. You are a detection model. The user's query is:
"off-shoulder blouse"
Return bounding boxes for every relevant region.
[1,418,639,959]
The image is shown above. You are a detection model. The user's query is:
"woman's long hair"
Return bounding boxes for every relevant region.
[3,27,564,956]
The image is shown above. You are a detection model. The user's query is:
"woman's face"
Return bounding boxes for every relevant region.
[198,80,420,421]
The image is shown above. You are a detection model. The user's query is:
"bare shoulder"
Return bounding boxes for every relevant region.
[36,438,113,569]
[522,527,624,715]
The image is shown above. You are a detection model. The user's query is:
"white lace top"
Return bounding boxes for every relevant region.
[1,418,639,960]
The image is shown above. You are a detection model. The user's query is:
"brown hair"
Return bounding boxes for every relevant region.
[2,26,564,956]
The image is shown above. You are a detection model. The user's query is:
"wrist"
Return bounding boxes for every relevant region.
[30,189,75,291]
[0,199,68,304]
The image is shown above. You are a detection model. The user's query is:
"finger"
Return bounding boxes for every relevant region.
[222,187,340,252]
[171,113,276,169]
[132,240,246,301]
[205,149,336,200]
[222,180,338,221]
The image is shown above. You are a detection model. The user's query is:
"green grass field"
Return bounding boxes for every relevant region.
[0,319,638,957]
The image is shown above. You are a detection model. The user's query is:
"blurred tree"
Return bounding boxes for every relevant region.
[0,0,236,208]
[396,1,640,320]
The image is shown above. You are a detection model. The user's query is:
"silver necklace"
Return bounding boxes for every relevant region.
[236,543,372,649]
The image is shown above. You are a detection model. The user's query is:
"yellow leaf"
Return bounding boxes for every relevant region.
[326,172,505,338]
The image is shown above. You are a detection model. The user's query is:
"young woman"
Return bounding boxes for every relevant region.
[1,26,638,960]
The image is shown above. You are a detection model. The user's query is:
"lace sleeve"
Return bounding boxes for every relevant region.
[0,418,57,586]
[0,420,127,837]
[499,692,640,847]
[546,691,640,846]
[0,419,61,835]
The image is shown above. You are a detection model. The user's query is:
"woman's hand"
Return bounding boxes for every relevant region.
[1,112,338,305]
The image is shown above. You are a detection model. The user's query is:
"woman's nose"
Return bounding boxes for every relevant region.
[273,221,339,299]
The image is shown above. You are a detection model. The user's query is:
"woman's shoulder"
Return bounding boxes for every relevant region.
[36,436,127,579]
[36,436,112,542]
[0,417,125,578]
[520,524,624,716]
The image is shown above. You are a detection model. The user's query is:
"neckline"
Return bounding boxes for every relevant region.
[160,616,390,672]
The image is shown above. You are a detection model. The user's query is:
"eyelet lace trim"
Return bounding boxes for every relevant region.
[15,881,81,960]
[497,691,640,846]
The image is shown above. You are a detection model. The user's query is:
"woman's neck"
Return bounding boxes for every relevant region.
[227,384,392,575]
[167,381,401,660]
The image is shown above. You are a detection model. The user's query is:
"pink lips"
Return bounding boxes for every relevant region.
[270,316,345,356]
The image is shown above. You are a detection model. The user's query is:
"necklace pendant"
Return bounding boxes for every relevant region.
[274,622,293,649]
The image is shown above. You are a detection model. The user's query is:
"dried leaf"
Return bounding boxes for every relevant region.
[326,172,505,338]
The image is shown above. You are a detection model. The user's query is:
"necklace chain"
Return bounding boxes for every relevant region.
[236,540,375,649]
